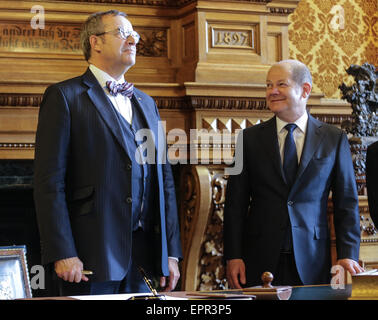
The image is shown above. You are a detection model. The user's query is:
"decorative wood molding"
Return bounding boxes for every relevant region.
[312,114,352,126]
[0,93,356,120]
[53,0,273,6]
[268,7,296,14]
[0,143,34,148]
[190,96,267,110]
[0,93,268,110]
[0,94,42,107]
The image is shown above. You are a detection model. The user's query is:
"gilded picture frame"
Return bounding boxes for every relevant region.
[0,245,32,299]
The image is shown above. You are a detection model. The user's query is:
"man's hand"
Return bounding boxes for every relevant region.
[159,257,180,292]
[226,259,246,289]
[336,258,364,275]
[54,257,89,283]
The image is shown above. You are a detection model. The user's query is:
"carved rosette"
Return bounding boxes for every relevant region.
[137,28,167,57]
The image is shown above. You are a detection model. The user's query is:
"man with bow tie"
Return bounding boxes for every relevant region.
[33,10,182,296]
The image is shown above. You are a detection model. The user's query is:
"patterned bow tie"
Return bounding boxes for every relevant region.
[106,80,134,98]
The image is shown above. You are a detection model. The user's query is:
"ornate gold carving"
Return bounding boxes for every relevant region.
[198,168,229,291]
[137,28,168,57]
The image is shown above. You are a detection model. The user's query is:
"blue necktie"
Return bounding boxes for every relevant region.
[282,123,298,253]
[283,123,298,187]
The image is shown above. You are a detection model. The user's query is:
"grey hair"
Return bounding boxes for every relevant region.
[80,10,128,61]
[274,59,313,87]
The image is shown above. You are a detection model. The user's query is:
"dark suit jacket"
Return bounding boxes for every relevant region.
[224,114,360,285]
[367,141,378,227]
[33,68,182,282]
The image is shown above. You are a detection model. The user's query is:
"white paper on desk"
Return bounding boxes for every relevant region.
[355,269,378,276]
[70,293,187,300]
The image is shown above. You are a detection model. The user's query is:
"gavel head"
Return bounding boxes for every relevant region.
[261,271,274,288]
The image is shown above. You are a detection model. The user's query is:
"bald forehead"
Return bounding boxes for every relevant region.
[268,62,293,75]
[267,64,292,81]
[267,60,312,86]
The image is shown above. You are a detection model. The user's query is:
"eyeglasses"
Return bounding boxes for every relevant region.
[96,27,140,44]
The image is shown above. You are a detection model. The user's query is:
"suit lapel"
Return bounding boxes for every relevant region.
[82,68,133,159]
[296,114,325,181]
[260,117,286,183]
[131,90,158,143]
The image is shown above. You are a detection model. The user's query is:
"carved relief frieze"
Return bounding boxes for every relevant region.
[137,28,168,57]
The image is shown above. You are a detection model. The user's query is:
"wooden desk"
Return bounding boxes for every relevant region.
[22,284,352,301]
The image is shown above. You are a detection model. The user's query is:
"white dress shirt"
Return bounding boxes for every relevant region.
[89,64,133,124]
[276,112,308,165]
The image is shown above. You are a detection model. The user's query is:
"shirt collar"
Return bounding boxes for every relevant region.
[276,111,308,134]
[89,64,125,89]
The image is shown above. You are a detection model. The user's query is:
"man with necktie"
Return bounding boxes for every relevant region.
[366,141,378,228]
[33,10,182,296]
[224,59,363,287]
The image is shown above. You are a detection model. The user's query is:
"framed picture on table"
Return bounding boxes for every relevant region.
[0,245,32,299]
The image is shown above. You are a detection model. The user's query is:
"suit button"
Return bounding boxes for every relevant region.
[126,197,132,203]
[125,164,132,170]
[287,201,293,206]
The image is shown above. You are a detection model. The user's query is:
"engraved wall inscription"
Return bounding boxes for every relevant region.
[0,22,81,54]
[211,27,255,50]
